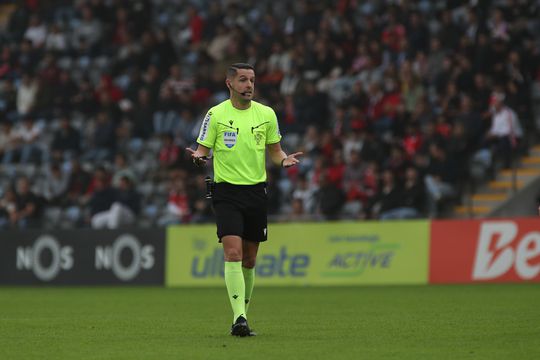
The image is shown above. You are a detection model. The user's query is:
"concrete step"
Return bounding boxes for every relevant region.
[471,193,508,202]
[454,205,492,216]
[452,143,540,218]
[499,168,540,177]
[488,180,524,190]
[524,145,540,157]
[521,156,540,165]
[517,162,540,169]
[497,169,540,182]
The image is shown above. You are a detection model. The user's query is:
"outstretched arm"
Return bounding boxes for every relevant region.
[186,144,211,166]
[267,142,303,168]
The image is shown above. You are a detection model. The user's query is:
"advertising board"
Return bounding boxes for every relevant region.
[430,218,540,283]
[0,229,165,285]
[166,221,429,286]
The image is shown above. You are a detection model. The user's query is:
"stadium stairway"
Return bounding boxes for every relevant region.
[453,144,540,218]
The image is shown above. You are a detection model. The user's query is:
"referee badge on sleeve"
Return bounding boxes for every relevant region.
[223,131,237,148]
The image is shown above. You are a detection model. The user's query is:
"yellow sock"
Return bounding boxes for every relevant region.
[242,267,255,314]
[224,261,246,322]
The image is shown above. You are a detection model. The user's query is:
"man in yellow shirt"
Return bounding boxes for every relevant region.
[187,63,302,337]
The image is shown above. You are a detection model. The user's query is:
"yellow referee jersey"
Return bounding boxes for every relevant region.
[197,99,282,185]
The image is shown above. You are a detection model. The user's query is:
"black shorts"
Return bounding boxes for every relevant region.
[212,182,268,243]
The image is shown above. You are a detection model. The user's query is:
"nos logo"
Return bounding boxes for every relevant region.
[16,234,155,282]
[95,234,154,281]
[16,235,74,281]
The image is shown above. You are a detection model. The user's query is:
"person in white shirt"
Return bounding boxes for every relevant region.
[484,92,523,168]
[45,24,68,53]
[16,73,39,116]
[3,116,44,164]
[72,6,102,51]
[24,15,47,48]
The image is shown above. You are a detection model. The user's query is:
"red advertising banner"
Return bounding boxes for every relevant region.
[430,218,540,283]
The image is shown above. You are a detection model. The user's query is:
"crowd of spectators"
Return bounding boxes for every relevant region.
[0,0,539,229]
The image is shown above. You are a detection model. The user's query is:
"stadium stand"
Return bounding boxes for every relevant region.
[0,0,539,229]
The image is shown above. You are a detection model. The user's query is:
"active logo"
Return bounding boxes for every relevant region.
[321,235,399,277]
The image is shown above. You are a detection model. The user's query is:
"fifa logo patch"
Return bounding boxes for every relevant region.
[223,131,237,148]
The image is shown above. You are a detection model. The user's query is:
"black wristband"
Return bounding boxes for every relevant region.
[280,158,286,168]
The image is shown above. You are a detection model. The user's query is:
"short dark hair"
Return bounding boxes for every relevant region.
[227,63,254,78]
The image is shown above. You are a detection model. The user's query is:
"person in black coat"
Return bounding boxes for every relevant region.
[379,166,426,220]
[370,169,402,219]
[316,172,345,220]
[89,176,140,228]
[50,114,81,163]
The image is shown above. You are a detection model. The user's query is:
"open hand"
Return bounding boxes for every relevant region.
[282,152,303,168]
[186,147,210,167]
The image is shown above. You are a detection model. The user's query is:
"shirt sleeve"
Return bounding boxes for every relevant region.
[196,109,217,148]
[266,108,282,145]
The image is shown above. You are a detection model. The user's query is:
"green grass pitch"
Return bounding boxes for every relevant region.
[1,285,539,359]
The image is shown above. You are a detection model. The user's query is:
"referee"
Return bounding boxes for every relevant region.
[187,63,302,337]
